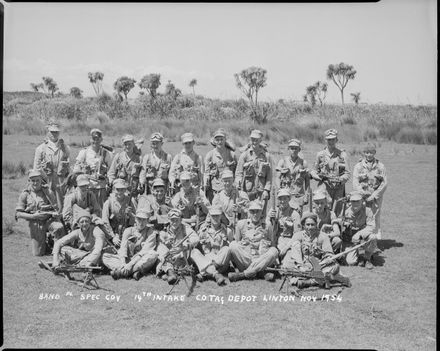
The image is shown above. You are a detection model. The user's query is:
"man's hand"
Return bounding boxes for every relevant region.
[120,264,132,276]
[93,217,105,226]
[268,209,277,218]
[112,236,121,246]
[261,190,269,201]
[52,257,61,269]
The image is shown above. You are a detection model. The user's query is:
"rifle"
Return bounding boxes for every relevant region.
[270,184,278,236]
[231,187,238,240]
[38,260,105,290]
[308,185,313,213]
[319,238,374,268]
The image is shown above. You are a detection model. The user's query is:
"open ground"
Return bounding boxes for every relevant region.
[2,133,437,349]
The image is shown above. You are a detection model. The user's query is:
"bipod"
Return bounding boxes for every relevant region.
[166,265,197,297]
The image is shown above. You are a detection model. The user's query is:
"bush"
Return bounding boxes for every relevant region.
[2,160,30,179]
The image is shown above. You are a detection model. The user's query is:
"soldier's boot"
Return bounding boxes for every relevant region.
[195,273,205,282]
[214,273,226,286]
[111,269,121,280]
[264,273,276,282]
[167,269,178,285]
[228,272,246,282]
[358,256,366,267]
[296,279,315,289]
[365,258,374,270]
[133,271,142,281]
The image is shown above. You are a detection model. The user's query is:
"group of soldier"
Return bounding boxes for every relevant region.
[15,122,387,289]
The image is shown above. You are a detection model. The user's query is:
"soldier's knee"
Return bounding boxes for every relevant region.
[267,247,279,259]
[332,237,342,251]
[229,241,240,252]
[346,254,357,266]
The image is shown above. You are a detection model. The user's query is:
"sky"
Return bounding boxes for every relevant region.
[2,1,437,105]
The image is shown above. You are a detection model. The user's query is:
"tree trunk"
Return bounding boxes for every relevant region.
[340,88,345,105]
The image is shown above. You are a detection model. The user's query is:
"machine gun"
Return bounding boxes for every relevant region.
[38,260,106,290]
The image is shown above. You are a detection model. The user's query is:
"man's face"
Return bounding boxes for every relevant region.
[350,199,363,213]
[170,216,181,230]
[278,195,290,209]
[91,134,102,147]
[181,179,192,191]
[78,217,91,232]
[363,150,376,162]
[29,177,42,192]
[288,146,300,158]
[183,141,194,153]
[313,199,327,213]
[214,136,225,148]
[222,177,234,191]
[152,186,165,200]
[123,141,135,154]
[250,137,261,148]
[249,209,262,222]
[304,218,318,233]
[114,187,126,200]
[210,214,221,227]
[48,131,60,143]
[151,140,162,151]
[135,216,149,230]
[326,138,337,148]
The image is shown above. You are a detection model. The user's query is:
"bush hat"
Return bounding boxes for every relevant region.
[349,191,363,201]
[288,139,301,148]
[90,128,103,137]
[47,123,60,132]
[301,211,318,225]
[150,132,164,142]
[168,209,182,219]
[221,170,234,179]
[181,133,195,143]
[277,188,291,198]
[121,134,135,143]
[76,174,90,186]
[250,129,263,139]
[152,178,165,188]
[325,129,338,139]
[28,169,42,179]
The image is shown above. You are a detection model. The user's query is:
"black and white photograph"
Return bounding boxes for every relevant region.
[1,1,436,349]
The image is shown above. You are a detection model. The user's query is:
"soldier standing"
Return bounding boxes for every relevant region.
[312,191,342,253]
[352,143,387,239]
[107,134,142,200]
[267,188,301,262]
[139,132,172,196]
[72,128,113,208]
[204,128,237,203]
[310,129,350,216]
[228,201,279,282]
[169,132,204,194]
[276,138,310,213]
[33,122,71,211]
[235,130,273,213]
[15,170,65,256]
[342,191,378,269]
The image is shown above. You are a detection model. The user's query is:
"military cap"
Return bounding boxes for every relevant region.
[221,169,234,179]
[121,134,135,143]
[324,129,338,139]
[113,179,129,189]
[181,133,195,143]
[150,132,164,142]
[209,206,223,216]
[135,208,150,219]
[301,211,318,225]
[180,171,192,181]
[313,191,327,201]
[250,129,263,139]
[47,123,60,132]
[288,139,301,148]
[76,174,90,186]
[168,208,182,219]
[90,128,103,137]
[248,200,263,211]
[28,169,42,179]
[151,178,165,188]
[277,188,291,198]
[73,205,92,224]
[213,128,226,138]
[349,191,363,202]
[363,143,376,153]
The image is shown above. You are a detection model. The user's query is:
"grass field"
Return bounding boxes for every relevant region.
[1,134,437,349]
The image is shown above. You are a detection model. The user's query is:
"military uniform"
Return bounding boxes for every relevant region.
[169,150,204,189]
[102,192,135,241]
[33,135,71,211]
[313,206,342,253]
[229,217,278,278]
[107,146,142,193]
[235,144,273,202]
[171,184,210,223]
[139,150,172,195]
[204,141,237,202]
[352,156,387,237]
[15,181,65,256]
[342,199,377,265]
[276,154,309,210]
[310,145,350,216]
[211,187,249,228]
[73,144,113,207]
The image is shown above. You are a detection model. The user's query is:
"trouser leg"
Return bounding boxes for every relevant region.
[190,248,217,275]
[243,247,279,278]
[229,241,252,272]
[209,246,232,274]
[352,229,378,260]
[60,246,90,264]
[331,236,342,253]
[101,253,125,271]
[28,221,46,256]
[133,251,159,274]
